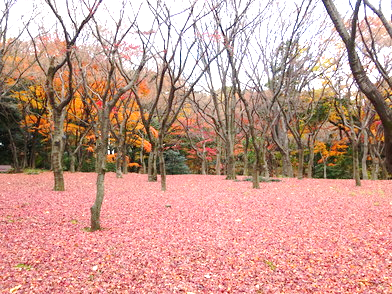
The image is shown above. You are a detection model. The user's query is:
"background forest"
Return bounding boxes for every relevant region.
[0,0,391,186]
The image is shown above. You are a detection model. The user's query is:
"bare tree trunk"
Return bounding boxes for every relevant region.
[90,113,109,231]
[226,127,236,180]
[243,149,249,176]
[353,141,361,186]
[51,108,66,191]
[122,144,128,175]
[7,128,21,172]
[226,150,236,180]
[140,136,147,174]
[361,130,369,180]
[243,135,249,176]
[283,151,294,177]
[307,136,315,178]
[370,145,379,180]
[115,138,124,179]
[215,137,222,175]
[148,144,158,181]
[297,145,304,180]
[201,155,207,175]
[263,144,269,179]
[69,152,76,173]
[323,161,327,179]
[158,146,166,191]
[252,163,260,189]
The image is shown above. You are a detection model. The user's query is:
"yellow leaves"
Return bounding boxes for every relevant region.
[65,123,82,136]
[9,285,22,293]
[67,96,85,116]
[314,139,347,163]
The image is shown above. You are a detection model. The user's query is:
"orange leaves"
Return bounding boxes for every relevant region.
[138,79,150,97]
[128,162,141,168]
[149,126,159,138]
[106,154,116,163]
[143,140,152,153]
[314,139,348,166]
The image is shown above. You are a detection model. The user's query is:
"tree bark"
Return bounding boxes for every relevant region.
[115,136,124,178]
[297,145,304,180]
[69,152,76,173]
[51,108,66,191]
[252,163,260,189]
[158,147,166,191]
[148,144,158,181]
[370,145,379,180]
[215,137,222,175]
[90,112,110,231]
[7,128,21,172]
[361,130,369,180]
[307,135,315,178]
[353,140,361,186]
[140,138,146,174]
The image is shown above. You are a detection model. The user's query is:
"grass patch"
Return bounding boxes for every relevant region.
[23,169,44,175]
[263,260,277,271]
[15,263,32,270]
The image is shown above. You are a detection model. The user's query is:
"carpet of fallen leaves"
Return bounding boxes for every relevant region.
[1,172,392,293]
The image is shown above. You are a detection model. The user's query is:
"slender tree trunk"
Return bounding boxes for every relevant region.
[252,163,260,189]
[263,145,269,179]
[283,151,293,177]
[122,145,128,175]
[115,127,126,178]
[297,145,304,180]
[77,150,84,172]
[201,155,207,175]
[225,133,236,180]
[370,145,379,180]
[158,146,166,191]
[243,149,249,176]
[115,146,123,179]
[323,161,327,179]
[361,130,369,180]
[215,137,222,175]
[51,108,66,191]
[353,140,361,186]
[226,152,236,180]
[243,136,249,176]
[29,128,40,169]
[21,133,28,170]
[90,113,110,232]
[7,128,21,172]
[307,137,315,178]
[148,143,158,181]
[69,152,76,173]
[140,137,146,174]
[91,173,105,231]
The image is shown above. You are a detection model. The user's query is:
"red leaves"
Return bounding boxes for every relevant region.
[1,174,392,292]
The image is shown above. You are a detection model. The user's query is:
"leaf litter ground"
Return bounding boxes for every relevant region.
[1,172,392,293]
